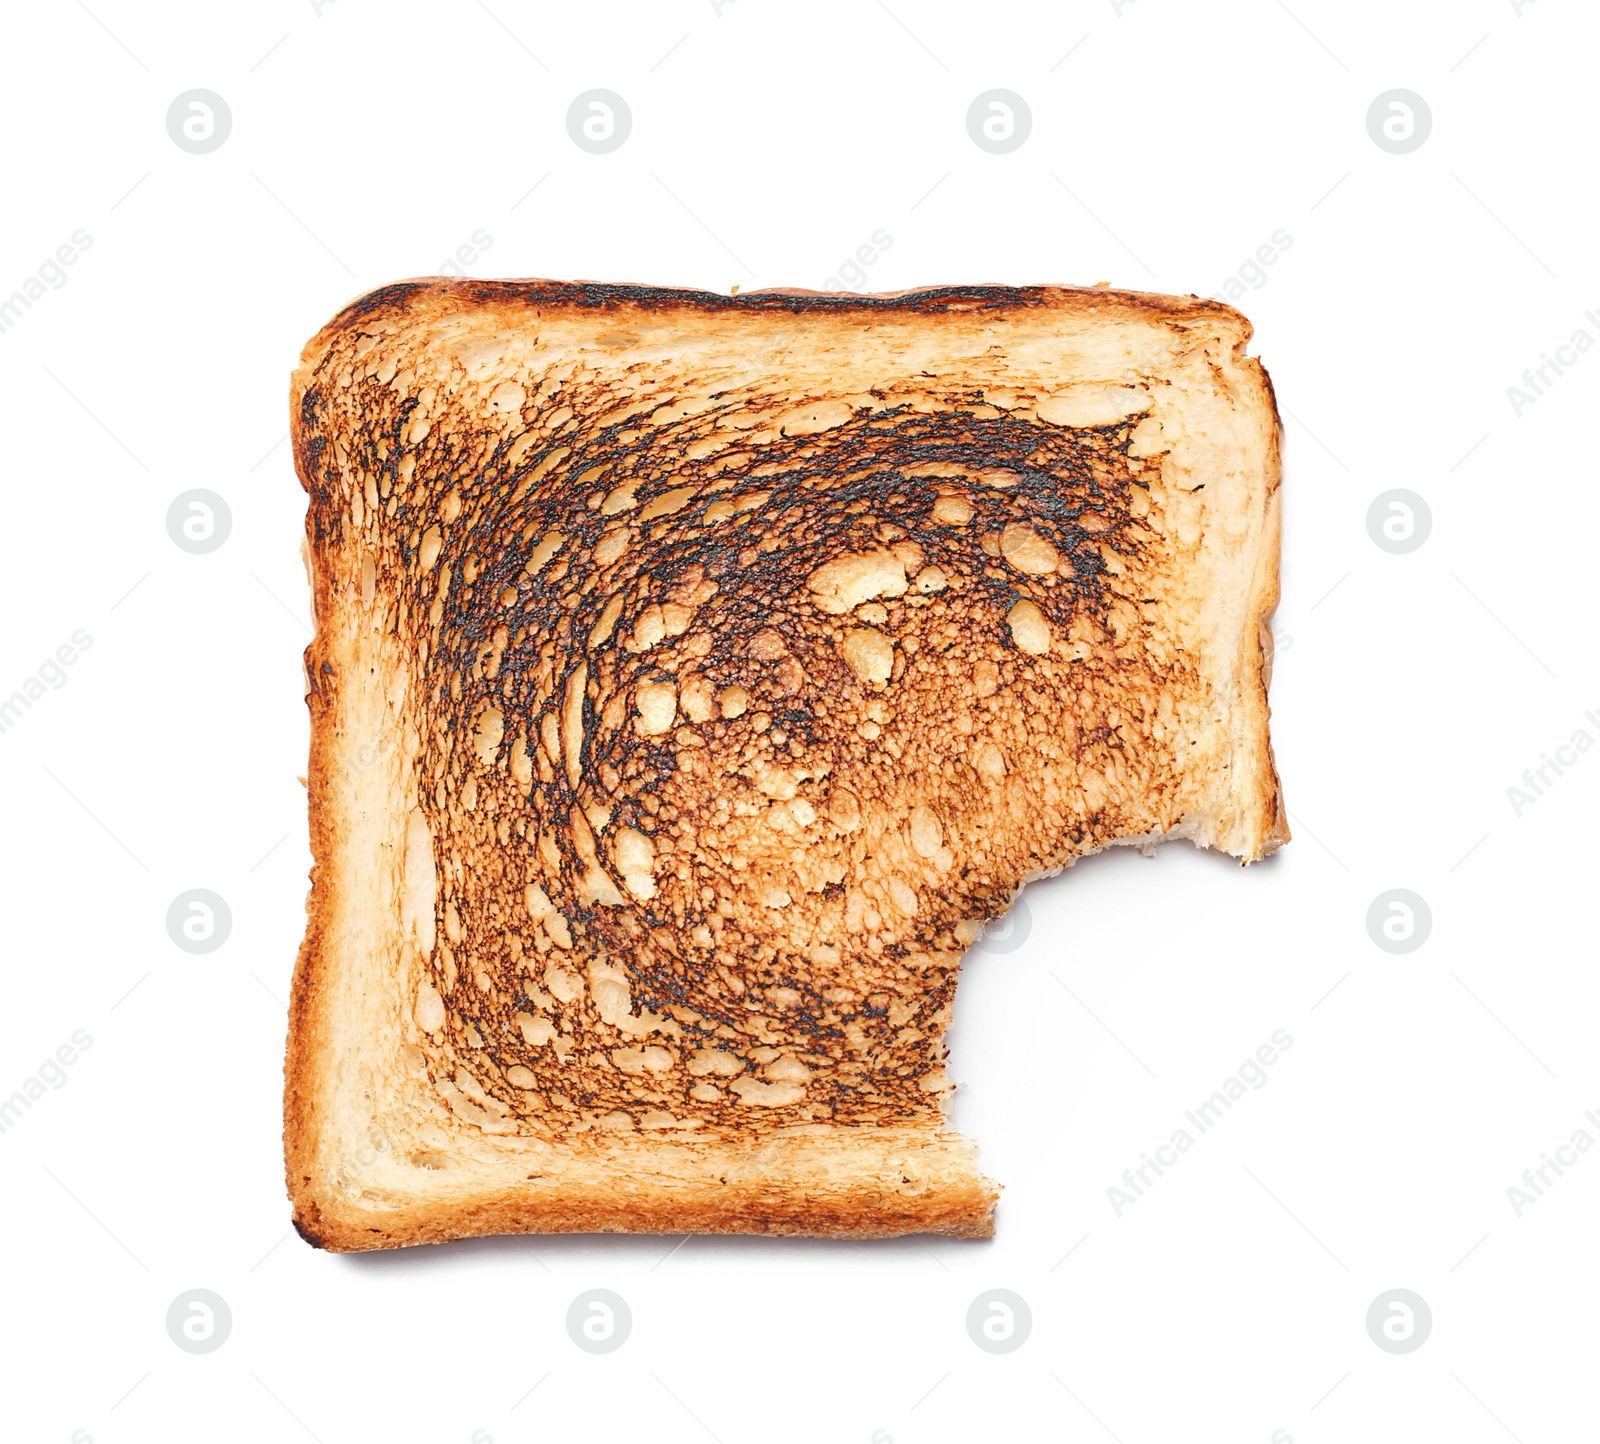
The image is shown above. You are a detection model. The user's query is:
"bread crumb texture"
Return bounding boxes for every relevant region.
[284,280,1285,1250]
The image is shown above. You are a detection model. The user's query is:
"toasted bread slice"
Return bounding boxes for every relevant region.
[284,279,1285,1251]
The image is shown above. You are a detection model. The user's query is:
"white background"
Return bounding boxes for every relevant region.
[1,1,1594,1440]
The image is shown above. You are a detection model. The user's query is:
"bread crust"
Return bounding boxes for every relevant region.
[284,278,1284,1251]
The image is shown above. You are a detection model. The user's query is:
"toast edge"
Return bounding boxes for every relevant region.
[289,1139,1002,1253]
[1239,348,1290,861]
[290,277,1255,395]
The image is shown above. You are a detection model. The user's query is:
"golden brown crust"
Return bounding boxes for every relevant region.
[283,277,1283,1251]
[289,1129,999,1251]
